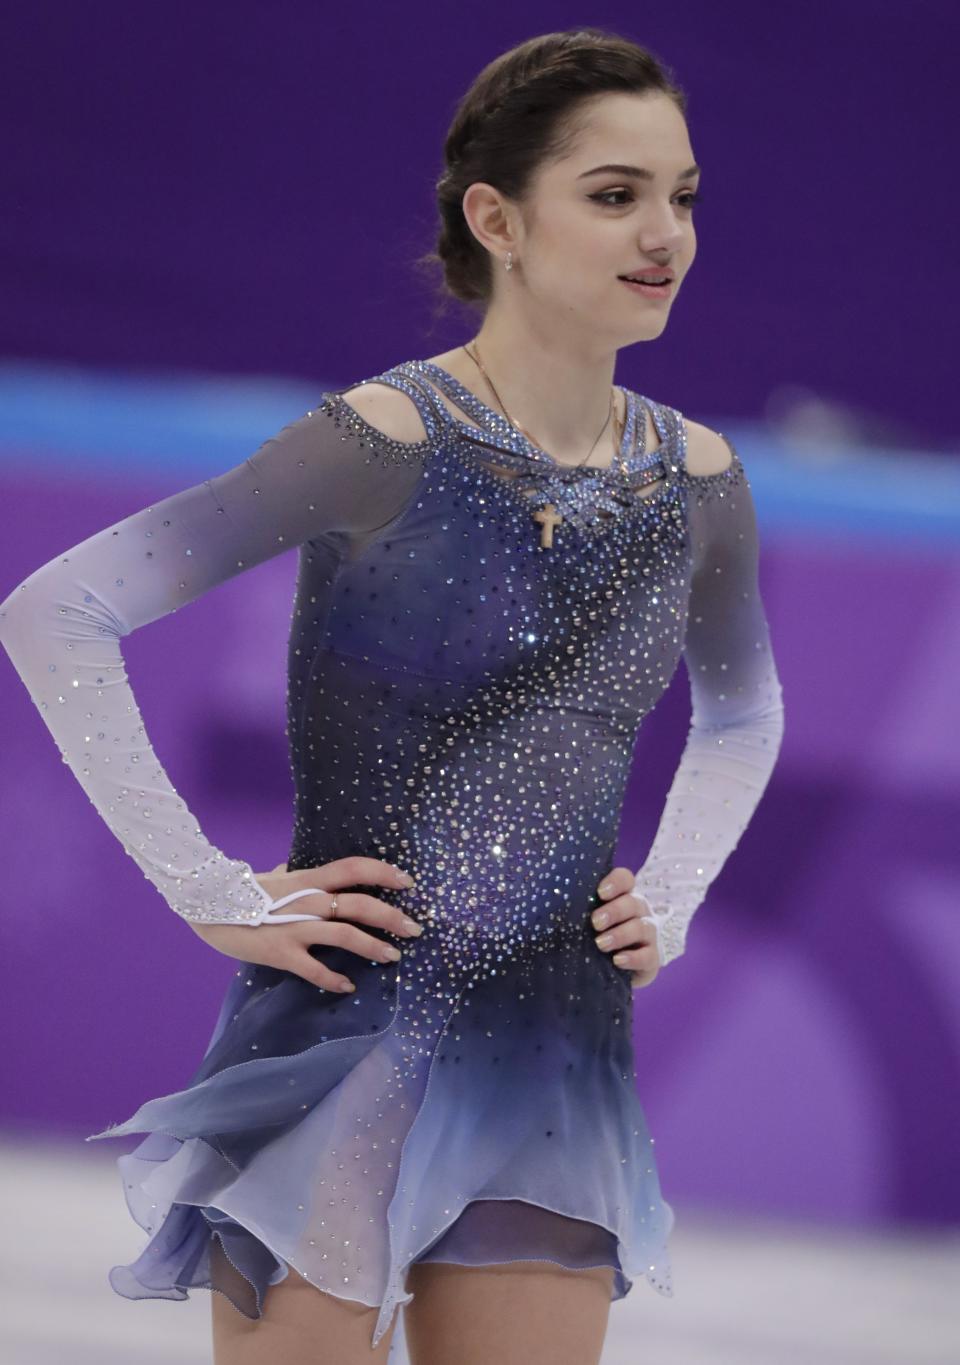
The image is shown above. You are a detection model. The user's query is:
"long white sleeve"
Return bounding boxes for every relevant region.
[631,440,785,967]
[0,393,429,927]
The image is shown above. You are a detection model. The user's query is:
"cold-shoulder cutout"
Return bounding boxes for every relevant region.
[335,382,433,449]
[682,419,735,478]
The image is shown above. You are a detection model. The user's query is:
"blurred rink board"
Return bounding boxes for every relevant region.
[0,359,958,548]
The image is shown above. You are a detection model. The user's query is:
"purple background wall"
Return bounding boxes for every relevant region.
[3,2,958,447]
[2,1,959,1237]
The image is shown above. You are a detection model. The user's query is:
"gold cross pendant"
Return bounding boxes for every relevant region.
[533,502,563,549]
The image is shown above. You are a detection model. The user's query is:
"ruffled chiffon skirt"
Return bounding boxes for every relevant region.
[88,905,675,1351]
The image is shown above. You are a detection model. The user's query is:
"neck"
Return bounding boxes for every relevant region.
[465,311,620,461]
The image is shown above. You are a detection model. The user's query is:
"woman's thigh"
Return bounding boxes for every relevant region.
[210,1250,397,1365]
[404,1259,615,1365]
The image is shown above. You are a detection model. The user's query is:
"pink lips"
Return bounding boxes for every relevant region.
[619,277,672,299]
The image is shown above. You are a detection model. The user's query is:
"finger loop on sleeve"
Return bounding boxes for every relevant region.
[252,885,326,926]
[256,907,321,925]
[266,885,324,911]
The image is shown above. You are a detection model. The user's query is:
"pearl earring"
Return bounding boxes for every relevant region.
[504,251,513,272]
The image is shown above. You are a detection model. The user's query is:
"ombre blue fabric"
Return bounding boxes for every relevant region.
[0,358,784,1353]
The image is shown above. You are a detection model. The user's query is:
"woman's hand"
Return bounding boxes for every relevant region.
[591,866,661,989]
[186,856,423,993]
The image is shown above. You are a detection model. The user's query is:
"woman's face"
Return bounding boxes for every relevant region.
[495,92,700,347]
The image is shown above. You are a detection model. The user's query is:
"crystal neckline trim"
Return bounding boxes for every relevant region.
[404,359,667,477]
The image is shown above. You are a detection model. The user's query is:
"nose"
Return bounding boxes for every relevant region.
[637,201,687,254]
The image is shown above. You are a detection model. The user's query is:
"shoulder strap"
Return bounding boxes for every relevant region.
[645,395,680,446]
[357,364,456,445]
[640,395,688,472]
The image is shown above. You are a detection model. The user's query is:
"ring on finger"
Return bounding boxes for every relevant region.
[328,893,339,920]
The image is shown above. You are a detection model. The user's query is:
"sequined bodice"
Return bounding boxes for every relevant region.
[0,356,783,973]
[287,361,694,890]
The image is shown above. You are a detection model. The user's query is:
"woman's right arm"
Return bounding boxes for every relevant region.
[0,386,431,929]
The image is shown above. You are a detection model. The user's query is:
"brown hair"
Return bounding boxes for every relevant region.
[414,27,688,318]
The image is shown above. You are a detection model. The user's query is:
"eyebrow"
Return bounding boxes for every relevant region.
[577,163,701,181]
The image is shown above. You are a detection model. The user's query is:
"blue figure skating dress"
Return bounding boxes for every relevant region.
[0,359,784,1349]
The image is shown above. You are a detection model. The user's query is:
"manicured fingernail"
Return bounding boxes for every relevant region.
[596,934,613,949]
[402,918,424,936]
[612,954,628,967]
[396,869,415,885]
[384,946,402,961]
[339,981,355,992]
[593,911,609,928]
[599,882,613,897]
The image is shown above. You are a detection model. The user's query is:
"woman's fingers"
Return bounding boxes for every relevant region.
[306,915,407,966]
[232,856,423,993]
[305,855,415,895]
[590,868,659,980]
[289,884,423,939]
[591,888,646,937]
[599,923,657,964]
[183,919,343,989]
[595,865,636,901]
[256,859,417,922]
[290,945,359,995]
[286,918,405,995]
[334,890,424,939]
[286,896,424,995]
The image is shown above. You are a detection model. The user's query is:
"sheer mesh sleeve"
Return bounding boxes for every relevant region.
[0,393,431,927]
[630,440,785,968]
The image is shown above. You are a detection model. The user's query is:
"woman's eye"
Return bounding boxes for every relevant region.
[590,188,703,210]
[591,188,633,207]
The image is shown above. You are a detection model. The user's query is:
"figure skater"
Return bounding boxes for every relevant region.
[0,26,784,1365]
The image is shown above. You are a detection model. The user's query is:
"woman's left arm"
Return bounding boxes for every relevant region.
[626,430,786,970]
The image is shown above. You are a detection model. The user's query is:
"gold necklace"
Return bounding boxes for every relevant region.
[461,340,627,550]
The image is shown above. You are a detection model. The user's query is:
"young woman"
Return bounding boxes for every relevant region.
[0,27,784,1365]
